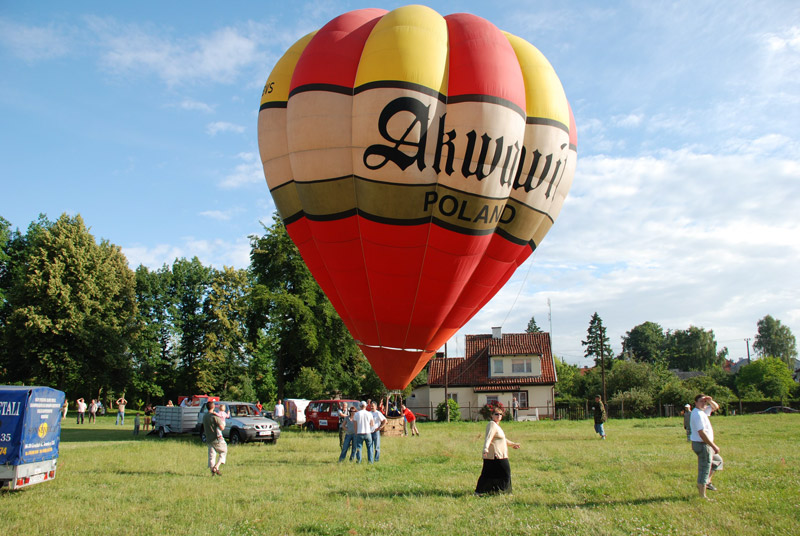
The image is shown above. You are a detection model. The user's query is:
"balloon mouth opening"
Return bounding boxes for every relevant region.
[358,343,428,354]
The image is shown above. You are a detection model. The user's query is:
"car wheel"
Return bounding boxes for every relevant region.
[200,430,207,443]
[158,427,166,439]
[306,422,315,431]
[230,429,243,445]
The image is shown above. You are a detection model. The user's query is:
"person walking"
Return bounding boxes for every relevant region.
[88,399,98,424]
[475,407,520,495]
[115,396,128,426]
[690,394,723,499]
[369,401,387,462]
[593,395,607,439]
[76,398,87,425]
[203,401,228,476]
[338,407,357,462]
[352,401,375,464]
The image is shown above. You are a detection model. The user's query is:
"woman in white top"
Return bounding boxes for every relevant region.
[475,408,520,495]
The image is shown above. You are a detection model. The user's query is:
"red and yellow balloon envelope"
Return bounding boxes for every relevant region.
[258,6,577,390]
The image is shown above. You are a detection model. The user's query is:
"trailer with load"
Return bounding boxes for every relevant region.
[0,385,66,490]
[152,395,219,437]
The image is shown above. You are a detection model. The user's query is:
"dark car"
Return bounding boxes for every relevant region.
[755,406,799,414]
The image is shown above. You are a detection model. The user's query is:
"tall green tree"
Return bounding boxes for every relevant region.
[621,321,666,363]
[248,216,364,399]
[0,214,136,395]
[170,257,211,394]
[581,312,613,366]
[525,315,542,333]
[735,357,795,400]
[0,216,11,306]
[753,315,798,369]
[129,265,176,403]
[664,326,724,371]
[200,266,251,398]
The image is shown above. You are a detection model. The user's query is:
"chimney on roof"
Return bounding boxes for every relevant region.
[492,326,502,339]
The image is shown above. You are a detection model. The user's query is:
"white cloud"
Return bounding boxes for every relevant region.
[221,152,263,188]
[88,17,265,86]
[206,121,246,136]
[178,99,214,113]
[199,208,244,221]
[613,113,643,128]
[122,237,251,271]
[0,18,70,61]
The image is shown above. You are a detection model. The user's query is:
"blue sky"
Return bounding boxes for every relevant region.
[2,1,799,365]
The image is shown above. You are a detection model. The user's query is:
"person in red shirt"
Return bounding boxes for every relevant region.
[401,404,420,436]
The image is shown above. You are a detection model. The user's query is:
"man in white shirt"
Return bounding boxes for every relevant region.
[689,394,722,499]
[274,399,285,426]
[370,401,387,462]
[352,401,375,464]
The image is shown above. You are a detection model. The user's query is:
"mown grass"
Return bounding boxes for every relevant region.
[1,414,798,535]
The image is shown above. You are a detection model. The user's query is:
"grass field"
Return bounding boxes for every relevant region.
[1,414,798,535]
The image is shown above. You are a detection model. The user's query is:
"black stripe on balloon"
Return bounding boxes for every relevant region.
[282,211,304,226]
[289,83,353,98]
[354,80,446,101]
[447,94,525,121]
[259,101,288,112]
[526,116,569,134]
[570,143,577,152]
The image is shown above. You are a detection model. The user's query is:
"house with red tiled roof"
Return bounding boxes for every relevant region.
[408,328,557,420]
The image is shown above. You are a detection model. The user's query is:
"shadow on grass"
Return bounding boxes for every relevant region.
[61,428,201,445]
[328,488,476,499]
[523,494,691,509]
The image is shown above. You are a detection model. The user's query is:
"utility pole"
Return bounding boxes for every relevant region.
[745,338,751,364]
[444,342,450,423]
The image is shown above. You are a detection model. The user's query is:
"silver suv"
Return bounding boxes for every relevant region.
[197,401,281,444]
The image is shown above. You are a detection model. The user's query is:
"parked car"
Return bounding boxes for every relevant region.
[197,401,281,444]
[755,406,799,414]
[304,399,360,431]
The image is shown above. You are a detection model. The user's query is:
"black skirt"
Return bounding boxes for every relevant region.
[475,458,512,494]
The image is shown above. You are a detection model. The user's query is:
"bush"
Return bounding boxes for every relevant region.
[478,400,510,421]
[435,399,461,421]
[610,387,654,418]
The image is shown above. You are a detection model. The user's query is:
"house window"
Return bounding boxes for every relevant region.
[486,395,499,405]
[447,393,458,403]
[512,359,532,374]
[517,391,529,408]
[492,359,504,374]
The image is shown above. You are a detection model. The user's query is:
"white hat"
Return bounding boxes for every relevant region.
[684,404,691,408]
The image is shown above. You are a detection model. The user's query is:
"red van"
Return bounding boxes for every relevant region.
[304,399,360,431]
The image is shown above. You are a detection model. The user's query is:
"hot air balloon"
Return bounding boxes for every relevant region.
[258,5,577,390]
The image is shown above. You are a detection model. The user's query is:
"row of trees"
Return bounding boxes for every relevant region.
[0,213,418,409]
[550,311,799,416]
[2,212,796,414]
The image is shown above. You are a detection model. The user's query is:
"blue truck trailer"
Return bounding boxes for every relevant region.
[0,385,66,490]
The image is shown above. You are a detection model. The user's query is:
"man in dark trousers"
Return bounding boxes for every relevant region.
[593,395,607,439]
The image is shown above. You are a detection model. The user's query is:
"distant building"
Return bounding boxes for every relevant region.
[409,328,557,420]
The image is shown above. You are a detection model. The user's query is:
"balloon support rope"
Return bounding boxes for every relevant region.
[499,250,537,330]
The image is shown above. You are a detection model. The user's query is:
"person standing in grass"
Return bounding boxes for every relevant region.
[475,408,520,495]
[370,401,387,462]
[76,397,86,424]
[690,394,723,499]
[203,401,227,476]
[402,404,420,436]
[352,401,375,464]
[338,407,357,462]
[133,413,140,436]
[593,395,607,439]
[274,399,285,427]
[115,396,128,426]
[89,399,98,424]
[683,403,692,441]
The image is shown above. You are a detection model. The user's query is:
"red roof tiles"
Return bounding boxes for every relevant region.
[427,332,556,388]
